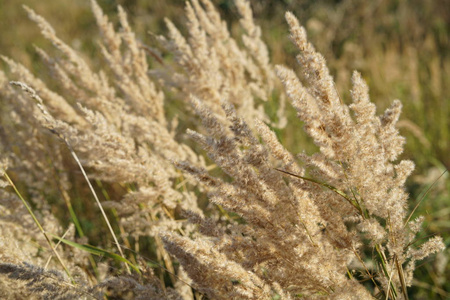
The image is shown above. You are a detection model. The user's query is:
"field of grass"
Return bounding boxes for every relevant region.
[0,0,448,299]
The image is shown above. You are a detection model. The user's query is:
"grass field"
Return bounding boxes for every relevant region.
[0,0,448,299]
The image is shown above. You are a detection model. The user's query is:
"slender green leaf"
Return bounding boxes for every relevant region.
[275,168,359,210]
[49,234,141,274]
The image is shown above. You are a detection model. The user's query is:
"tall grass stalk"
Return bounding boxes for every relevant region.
[10,80,130,274]
[2,171,75,284]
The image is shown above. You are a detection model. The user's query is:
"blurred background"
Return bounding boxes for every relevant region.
[0,0,448,298]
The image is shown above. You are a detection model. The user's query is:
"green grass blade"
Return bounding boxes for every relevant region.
[275,168,360,211]
[3,172,75,284]
[404,169,447,227]
[49,234,141,274]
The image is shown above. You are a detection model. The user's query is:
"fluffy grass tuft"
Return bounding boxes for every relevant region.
[0,1,446,299]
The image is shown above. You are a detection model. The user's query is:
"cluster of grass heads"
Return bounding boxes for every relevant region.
[0,0,448,299]
[252,4,450,296]
[1,1,447,170]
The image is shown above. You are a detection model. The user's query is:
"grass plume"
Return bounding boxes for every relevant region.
[0,1,446,299]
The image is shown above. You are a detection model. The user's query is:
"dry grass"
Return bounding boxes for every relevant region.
[0,0,448,299]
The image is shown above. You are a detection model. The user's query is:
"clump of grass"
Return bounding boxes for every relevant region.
[0,0,445,299]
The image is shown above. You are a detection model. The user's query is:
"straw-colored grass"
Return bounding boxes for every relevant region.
[0,1,447,299]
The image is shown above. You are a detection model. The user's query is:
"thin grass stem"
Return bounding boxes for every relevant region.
[3,172,75,284]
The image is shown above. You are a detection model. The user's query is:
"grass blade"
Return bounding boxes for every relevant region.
[49,233,141,274]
